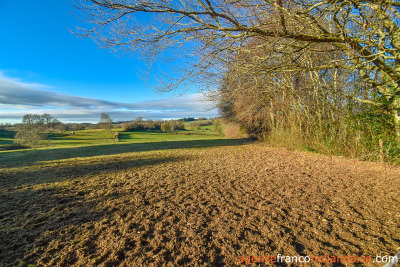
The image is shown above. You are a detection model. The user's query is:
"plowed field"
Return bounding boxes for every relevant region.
[1,143,400,266]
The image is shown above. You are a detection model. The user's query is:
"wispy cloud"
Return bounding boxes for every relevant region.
[0,72,218,122]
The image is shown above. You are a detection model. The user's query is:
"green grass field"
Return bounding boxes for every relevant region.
[0,129,239,169]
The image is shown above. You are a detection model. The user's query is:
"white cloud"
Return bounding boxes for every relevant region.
[0,72,218,122]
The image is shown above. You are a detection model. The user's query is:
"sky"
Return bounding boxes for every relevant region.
[0,0,217,123]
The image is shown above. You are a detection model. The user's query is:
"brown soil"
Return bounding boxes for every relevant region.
[1,144,400,266]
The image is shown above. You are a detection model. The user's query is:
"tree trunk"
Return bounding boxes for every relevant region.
[392,103,400,144]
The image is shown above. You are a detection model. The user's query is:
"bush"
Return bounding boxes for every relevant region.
[121,120,163,131]
[142,120,156,131]
[161,121,175,133]
[175,121,185,130]
[14,114,47,147]
[121,121,144,131]
[14,125,46,147]
[213,119,224,136]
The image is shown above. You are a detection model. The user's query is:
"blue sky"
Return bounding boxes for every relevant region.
[0,0,217,123]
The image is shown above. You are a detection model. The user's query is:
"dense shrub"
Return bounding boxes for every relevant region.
[14,125,46,147]
[121,121,144,131]
[14,114,47,147]
[213,119,224,136]
[218,51,400,163]
[161,121,175,133]
[160,120,185,133]
[121,120,163,131]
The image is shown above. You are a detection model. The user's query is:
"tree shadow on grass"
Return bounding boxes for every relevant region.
[0,138,253,169]
[47,132,114,141]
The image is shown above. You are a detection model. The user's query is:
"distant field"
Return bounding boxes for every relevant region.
[0,129,230,167]
[1,131,400,266]
[0,128,221,147]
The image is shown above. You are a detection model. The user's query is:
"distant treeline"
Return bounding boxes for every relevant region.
[121,119,185,133]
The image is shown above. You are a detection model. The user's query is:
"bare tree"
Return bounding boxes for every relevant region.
[42,113,60,132]
[75,0,400,140]
[42,113,53,127]
[99,113,113,132]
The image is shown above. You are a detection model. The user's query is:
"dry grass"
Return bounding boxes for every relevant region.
[1,141,400,266]
[224,123,248,139]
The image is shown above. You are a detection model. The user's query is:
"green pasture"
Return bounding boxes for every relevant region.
[0,129,249,169]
